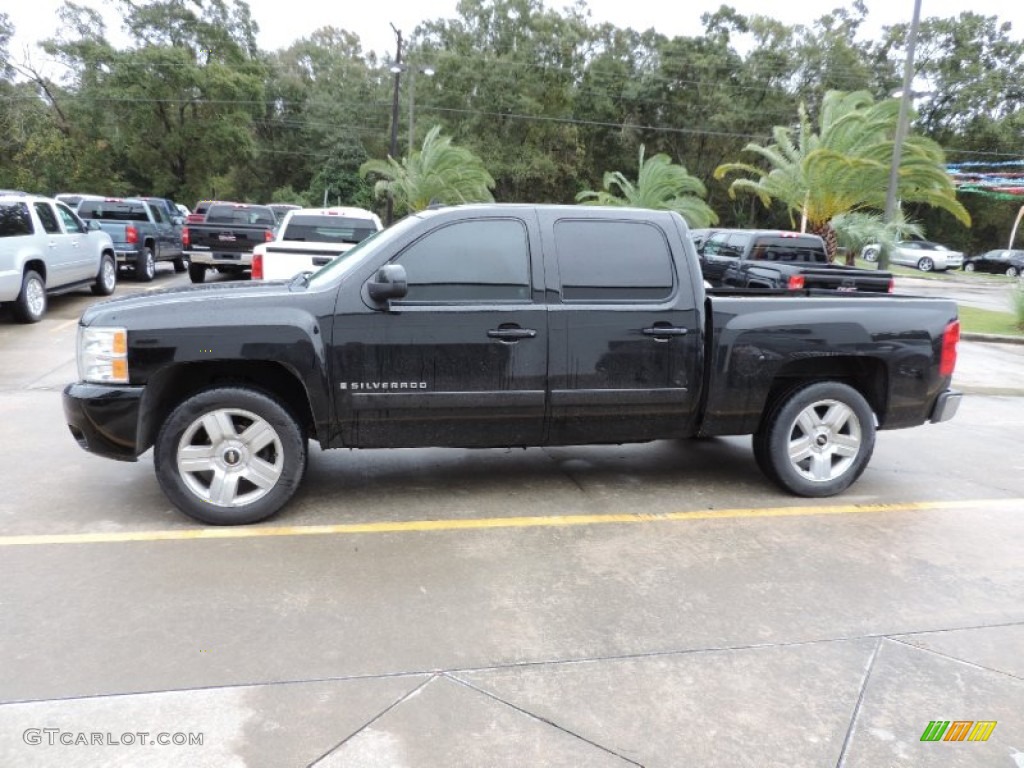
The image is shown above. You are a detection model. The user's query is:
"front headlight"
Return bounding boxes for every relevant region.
[77,326,129,384]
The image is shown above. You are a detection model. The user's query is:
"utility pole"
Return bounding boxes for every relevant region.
[880,0,923,270]
[386,24,403,226]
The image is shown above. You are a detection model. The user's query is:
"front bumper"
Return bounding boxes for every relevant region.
[929,388,962,423]
[63,382,145,461]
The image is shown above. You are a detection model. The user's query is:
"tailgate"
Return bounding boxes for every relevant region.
[190,226,268,253]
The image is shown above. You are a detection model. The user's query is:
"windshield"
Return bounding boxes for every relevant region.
[305,213,428,290]
[205,205,275,226]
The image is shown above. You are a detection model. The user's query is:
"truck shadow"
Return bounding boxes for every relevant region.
[287,437,777,524]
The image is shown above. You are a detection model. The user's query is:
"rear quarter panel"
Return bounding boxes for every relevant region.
[700,295,959,435]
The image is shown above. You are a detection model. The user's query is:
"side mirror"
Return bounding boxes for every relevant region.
[367,264,408,303]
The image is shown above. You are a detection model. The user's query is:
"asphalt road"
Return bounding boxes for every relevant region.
[0,268,1022,768]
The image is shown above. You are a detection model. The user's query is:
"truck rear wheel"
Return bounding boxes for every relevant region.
[134,246,156,282]
[188,263,207,283]
[753,381,875,497]
[154,387,306,525]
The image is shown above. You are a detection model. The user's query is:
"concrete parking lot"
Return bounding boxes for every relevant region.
[0,271,1022,767]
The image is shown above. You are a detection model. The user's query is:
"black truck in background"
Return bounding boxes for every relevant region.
[63,204,961,526]
[700,229,894,293]
[182,202,277,283]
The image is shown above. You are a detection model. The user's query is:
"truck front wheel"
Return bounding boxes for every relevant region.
[154,387,306,525]
[753,381,875,497]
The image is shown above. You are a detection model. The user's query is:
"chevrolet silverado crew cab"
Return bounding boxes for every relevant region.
[63,204,961,525]
[252,206,383,281]
[701,229,894,292]
[1,194,117,322]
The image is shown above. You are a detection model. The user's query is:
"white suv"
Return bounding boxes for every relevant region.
[0,194,117,322]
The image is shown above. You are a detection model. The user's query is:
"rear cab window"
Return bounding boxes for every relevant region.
[78,200,151,222]
[282,215,379,245]
[749,235,827,263]
[205,205,276,227]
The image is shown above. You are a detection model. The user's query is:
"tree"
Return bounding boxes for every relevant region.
[714,90,970,259]
[360,125,495,217]
[576,145,718,227]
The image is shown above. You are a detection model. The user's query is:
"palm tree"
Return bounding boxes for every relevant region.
[576,146,719,228]
[360,125,495,217]
[714,90,969,260]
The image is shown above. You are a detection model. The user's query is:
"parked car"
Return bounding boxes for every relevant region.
[268,203,302,223]
[861,240,964,272]
[962,249,1024,277]
[0,193,116,322]
[186,200,227,224]
[252,206,382,281]
[54,193,103,209]
[140,197,186,225]
[77,197,187,280]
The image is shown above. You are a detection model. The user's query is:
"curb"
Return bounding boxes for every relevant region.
[961,332,1024,345]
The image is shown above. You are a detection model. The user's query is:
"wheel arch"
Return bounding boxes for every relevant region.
[758,356,889,432]
[24,258,47,282]
[138,361,319,454]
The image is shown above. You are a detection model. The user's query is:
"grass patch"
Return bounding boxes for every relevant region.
[958,304,1024,337]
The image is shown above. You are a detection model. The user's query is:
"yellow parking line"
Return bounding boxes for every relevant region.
[0,498,1019,548]
[48,319,78,333]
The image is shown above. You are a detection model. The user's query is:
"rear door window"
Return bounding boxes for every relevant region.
[553,219,675,301]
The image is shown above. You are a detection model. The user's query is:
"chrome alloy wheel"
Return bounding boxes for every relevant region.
[101,258,116,291]
[785,398,863,483]
[25,276,45,319]
[176,408,284,507]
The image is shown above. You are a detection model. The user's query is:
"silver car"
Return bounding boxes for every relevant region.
[862,240,963,272]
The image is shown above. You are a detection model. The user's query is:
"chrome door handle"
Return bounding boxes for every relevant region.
[487,328,537,341]
[642,326,688,337]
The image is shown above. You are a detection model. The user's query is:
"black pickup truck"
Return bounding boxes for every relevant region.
[63,204,961,525]
[181,203,277,283]
[701,229,894,292]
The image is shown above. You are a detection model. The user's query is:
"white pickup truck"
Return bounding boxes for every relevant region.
[0,194,117,322]
[251,206,382,281]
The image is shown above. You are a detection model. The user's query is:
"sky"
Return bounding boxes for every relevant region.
[6,0,1024,73]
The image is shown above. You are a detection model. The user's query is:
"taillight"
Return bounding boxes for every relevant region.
[252,253,263,280]
[887,277,895,293]
[182,227,190,248]
[787,274,805,290]
[265,230,274,242]
[939,319,960,377]
[125,226,138,244]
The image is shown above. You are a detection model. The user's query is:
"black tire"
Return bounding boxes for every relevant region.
[1006,266,1019,278]
[862,247,878,263]
[154,387,306,525]
[13,269,46,323]
[172,256,189,273]
[917,256,934,272]
[963,262,975,272]
[188,263,207,283]
[753,381,875,497]
[134,246,156,282]
[91,253,117,296]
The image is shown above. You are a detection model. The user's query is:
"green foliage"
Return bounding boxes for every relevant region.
[2,0,1021,255]
[577,145,719,228]
[832,210,923,260]
[360,125,495,215]
[715,91,970,234]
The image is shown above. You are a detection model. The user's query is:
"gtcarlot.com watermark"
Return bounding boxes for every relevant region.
[23,729,204,747]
